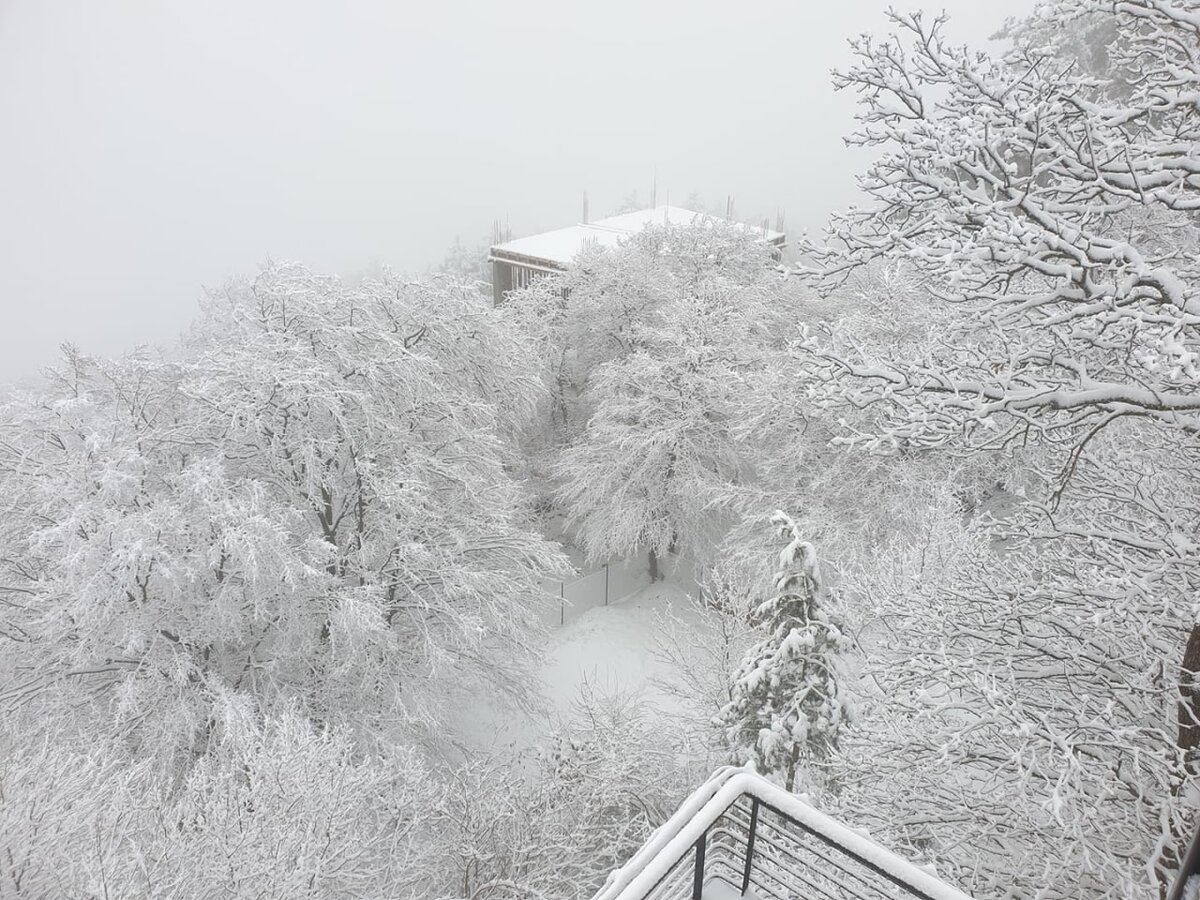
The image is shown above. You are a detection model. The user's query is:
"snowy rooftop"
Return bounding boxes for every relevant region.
[489,206,785,269]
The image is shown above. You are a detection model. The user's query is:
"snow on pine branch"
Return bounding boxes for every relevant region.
[718,511,850,795]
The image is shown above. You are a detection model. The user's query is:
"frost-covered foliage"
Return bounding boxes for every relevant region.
[0,267,566,759]
[829,423,1200,900]
[554,283,777,575]
[0,265,579,896]
[651,585,758,758]
[506,220,788,436]
[0,688,694,900]
[510,223,792,575]
[434,236,492,293]
[0,707,444,898]
[804,1,1200,448]
[438,686,696,900]
[791,3,1200,896]
[718,512,849,794]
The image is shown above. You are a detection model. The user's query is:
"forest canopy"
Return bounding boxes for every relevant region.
[4,2,1200,899]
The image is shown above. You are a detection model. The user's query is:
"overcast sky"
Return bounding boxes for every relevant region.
[0,1,1036,384]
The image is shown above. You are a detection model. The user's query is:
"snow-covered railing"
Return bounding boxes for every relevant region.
[592,767,974,900]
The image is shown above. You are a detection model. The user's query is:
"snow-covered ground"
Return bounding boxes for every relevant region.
[542,582,699,714]
[452,574,713,758]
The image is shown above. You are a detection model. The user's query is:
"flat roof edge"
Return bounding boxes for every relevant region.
[487,249,566,273]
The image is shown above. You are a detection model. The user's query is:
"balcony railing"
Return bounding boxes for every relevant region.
[591,767,974,900]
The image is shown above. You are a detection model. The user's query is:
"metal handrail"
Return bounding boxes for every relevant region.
[591,767,975,900]
[594,766,1200,899]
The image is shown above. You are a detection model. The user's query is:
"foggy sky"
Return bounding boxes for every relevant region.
[0,0,1036,384]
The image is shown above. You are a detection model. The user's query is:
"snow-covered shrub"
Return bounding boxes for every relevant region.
[0,708,442,899]
[437,684,694,900]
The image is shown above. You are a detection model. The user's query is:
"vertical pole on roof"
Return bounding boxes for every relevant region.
[604,563,609,606]
[741,798,760,896]
[691,833,707,900]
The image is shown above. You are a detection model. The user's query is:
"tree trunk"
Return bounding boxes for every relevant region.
[648,547,660,583]
[785,742,800,793]
[1162,623,1200,897]
[1177,624,1200,763]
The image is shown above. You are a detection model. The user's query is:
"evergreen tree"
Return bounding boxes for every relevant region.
[718,511,849,792]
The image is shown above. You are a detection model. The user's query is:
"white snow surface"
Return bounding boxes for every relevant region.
[700,879,747,899]
[490,224,626,268]
[448,577,710,756]
[542,582,698,712]
[488,206,784,268]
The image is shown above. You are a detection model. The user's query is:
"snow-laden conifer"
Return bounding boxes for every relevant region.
[719,511,849,793]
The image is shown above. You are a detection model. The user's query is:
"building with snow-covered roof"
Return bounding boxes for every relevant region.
[487,206,786,305]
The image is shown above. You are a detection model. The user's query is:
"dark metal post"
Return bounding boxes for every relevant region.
[604,563,609,606]
[691,832,707,900]
[1168,820,1200,900]
[741,799,760,896]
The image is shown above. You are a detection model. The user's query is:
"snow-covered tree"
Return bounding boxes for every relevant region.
[802,2,1200,449]
[554,281,777,579]
[0,264,591,897]
[789,3,1200,895]
[505,220,787,437]
[0,263,567,787]
[827,423,1200,900]
[718,511,849,793]
[534,220,797,577]
[651,576,759,758]
[0,702,446,899]
[437,683,699,900]
[434,235,492,294]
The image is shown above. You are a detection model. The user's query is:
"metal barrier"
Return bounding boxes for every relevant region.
[543,551,703,627]
[542,555,651,626]
[593,768,975,900]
